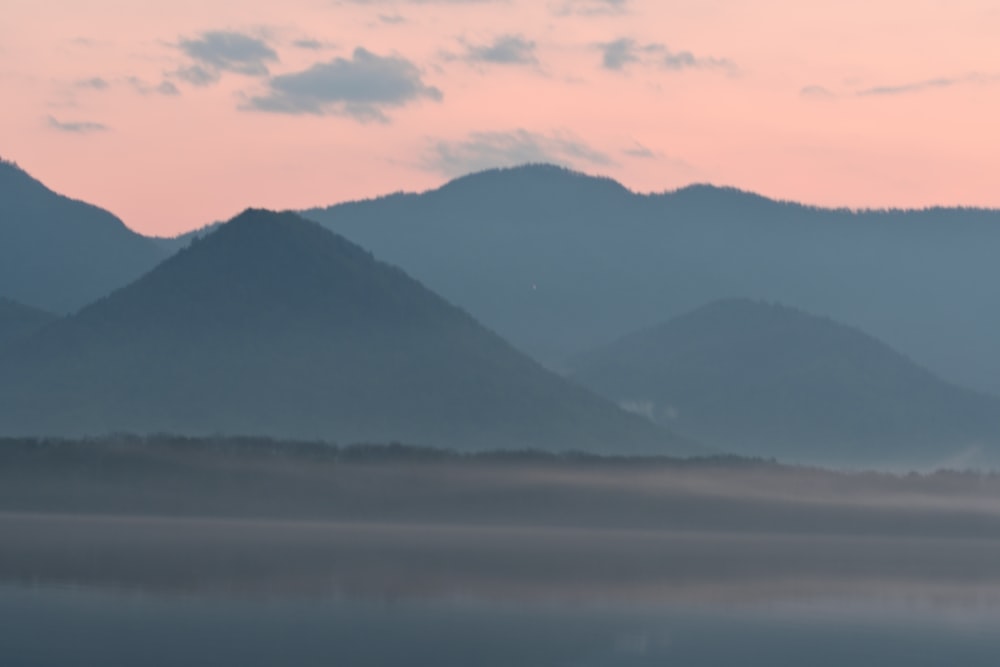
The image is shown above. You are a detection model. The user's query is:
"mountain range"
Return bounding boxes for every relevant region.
[4,160,1000,464]
[568,299,1000,465]
[302,164,1000,398]
[0,209,693,455]
[6,160,1000,400]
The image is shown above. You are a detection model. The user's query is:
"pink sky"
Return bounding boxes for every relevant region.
[2,0,999,235]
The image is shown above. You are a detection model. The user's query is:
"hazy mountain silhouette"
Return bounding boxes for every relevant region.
[0,297,55,349]
[302,164,1000,397]
[0,209,695,455]
[0,159,167,314]
[149,223,218,255]
[567,299,1000,465]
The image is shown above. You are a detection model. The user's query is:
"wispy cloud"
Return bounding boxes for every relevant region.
[244,47,441,122]
[423,129,613,176]
[800,85,836,99]
[292,39,327,50]
[341,0,503,4]
[553,0,629,16]
[622,141,656,159]
[857,73,999,96]
[76,77,110,90]
[455,34,538,66]
[662,49,734,71]
[46,116,108,134]
[127,77,181,96]
[599,38,735,73]
[175,30,278,86]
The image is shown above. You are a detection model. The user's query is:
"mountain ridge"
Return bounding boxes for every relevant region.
[0,159,167,314]
[567,298,1000,465]
[301,163,1000,397]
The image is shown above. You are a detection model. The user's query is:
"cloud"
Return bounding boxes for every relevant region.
[157,81,181,96]
[662,49,734,71]
[856,74,999,96]
[800,85,836,99]
[423,129,613,176]
[292,37,337,50]
[73,75,179,96]
[553,0,628,16]
[344,0,501,3]
[461,35,538,66]
[76,77,110,90]
[622,141,656,159]
[599,38,735,73]
[293,39,325,50]
[176,31,278,85]
[600,38,648,70]
[378,14,407,24]
[175,65,218,86]
[46,116,108,134]
[127,77,181,96]
[244,47,441,122]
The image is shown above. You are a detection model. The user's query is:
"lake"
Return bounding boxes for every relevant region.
[3,512,1000,666]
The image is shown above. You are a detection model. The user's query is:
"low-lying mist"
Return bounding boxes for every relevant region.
[4,435,1000,608]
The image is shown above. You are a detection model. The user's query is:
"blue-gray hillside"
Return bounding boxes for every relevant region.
[0,298,55,349]
[303,164,1000,397]
[0,160,167,313]
[568,299,1000,466]
[0,209,695,456]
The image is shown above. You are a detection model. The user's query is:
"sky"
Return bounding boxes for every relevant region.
[2,0,999,236]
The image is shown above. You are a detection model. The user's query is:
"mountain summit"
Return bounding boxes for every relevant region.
[303,163,1000,397]
[0,209,693,455]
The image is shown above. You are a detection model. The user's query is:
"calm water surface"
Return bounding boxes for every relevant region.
[2,584,1000,666]
[4,511,1000,666]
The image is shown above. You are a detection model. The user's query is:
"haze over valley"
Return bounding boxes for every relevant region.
[3,0,1000,654]
[4,155,1000,665]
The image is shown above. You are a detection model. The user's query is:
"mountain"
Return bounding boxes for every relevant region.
[0,297,56,349]
[0,159,167,313]
[148,222,219,255]
[0,209,696,455]
[302,164,1000,397]
[567,299,1000,465]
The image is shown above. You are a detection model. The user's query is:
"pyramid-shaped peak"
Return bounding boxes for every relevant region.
[193,208,371,259]
[0,206,689,455]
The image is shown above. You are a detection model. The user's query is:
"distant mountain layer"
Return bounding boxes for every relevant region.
[0,298,55,349]
[0,209,695,456]
[567,299,1000,465]
[0,160,167,313]
[302,164,1000,397]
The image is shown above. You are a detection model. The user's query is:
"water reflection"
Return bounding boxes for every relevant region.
[5,511,1000,665]
[7,446,1000,666]
[3,582,999,667]
[5,512,1000,608]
